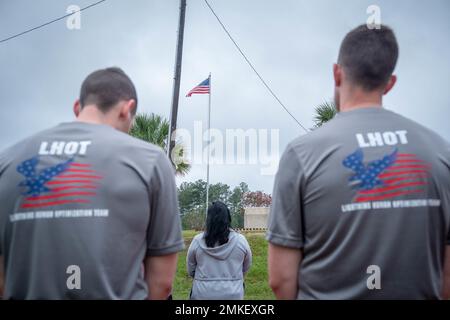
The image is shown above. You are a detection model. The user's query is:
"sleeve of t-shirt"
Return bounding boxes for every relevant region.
[444,141,450,246]
[266,143,305,249]
[146,151,185,256]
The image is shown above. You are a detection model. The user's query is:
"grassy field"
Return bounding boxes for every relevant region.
[173,230,275,300]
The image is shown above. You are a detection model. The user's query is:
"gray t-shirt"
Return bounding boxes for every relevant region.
[0,121,184,299]
[267,107,450,299]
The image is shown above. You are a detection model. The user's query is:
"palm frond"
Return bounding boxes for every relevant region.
[130,112,190,176]
[129,113,169,149]
[313,101,337,128]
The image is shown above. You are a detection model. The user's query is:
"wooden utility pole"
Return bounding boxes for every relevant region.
[167,0,187,162]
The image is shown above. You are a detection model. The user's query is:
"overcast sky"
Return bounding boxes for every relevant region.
[0,0,449,193]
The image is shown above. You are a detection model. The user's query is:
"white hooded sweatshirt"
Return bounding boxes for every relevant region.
[186,230,252,300]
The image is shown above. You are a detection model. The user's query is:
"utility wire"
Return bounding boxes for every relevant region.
[0,0,107,44]
[203,0,309,132]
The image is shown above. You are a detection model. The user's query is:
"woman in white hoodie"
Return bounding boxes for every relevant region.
[186,201,252,300]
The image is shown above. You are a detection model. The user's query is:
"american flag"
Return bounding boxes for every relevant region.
[17,156,103,209]
[186,77,210,97]
[343,149,430,203]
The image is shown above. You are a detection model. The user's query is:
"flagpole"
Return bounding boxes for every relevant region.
[206,73,211,215]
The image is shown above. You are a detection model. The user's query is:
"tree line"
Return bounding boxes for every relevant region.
[178,180,271,230]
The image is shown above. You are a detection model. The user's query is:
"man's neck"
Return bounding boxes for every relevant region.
[340,102,382,112]
[76,106,111,126]
[339,88,383,112]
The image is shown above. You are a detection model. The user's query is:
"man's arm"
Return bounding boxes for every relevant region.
[144,151,184,299]
[266,144,304,299]
[144,253,178,300]
[268,244,302,299]
[0,256,4,299]
[443,246,450,300]
[186,239,197,278]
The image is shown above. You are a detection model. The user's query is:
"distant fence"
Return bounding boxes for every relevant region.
[236,228,267,233]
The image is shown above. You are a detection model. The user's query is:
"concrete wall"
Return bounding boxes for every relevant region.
[244,207,269,229]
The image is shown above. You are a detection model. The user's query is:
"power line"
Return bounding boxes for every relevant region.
[203,0,309,132]
[0,0,107,44]
[2,0,309,132]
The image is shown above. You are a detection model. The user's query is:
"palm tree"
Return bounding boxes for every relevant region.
[312,101,337,128]
[130,113,191,176]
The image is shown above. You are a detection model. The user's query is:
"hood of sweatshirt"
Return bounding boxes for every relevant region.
[197,230,239,260]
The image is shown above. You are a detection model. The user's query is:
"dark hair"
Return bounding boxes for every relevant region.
[79,67,138,113]
[338,24,399,91]
[204,201,232,248]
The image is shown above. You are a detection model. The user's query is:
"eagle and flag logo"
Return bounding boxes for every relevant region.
[17,156,103,209]
[343,148,430,203]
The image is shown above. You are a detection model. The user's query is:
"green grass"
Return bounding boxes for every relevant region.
[173,230,275,300]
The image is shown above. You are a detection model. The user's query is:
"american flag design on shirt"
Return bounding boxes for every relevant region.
[17,156,103,209]
[343,148,430,203]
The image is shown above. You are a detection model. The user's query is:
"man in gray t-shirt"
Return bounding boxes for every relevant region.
[0,67,184,299]
[267,25,450,299]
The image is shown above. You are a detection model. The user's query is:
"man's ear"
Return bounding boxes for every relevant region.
[383,75,397,95]
[118,99,137,119]
[73,100,81,117]
[333,63,342,87]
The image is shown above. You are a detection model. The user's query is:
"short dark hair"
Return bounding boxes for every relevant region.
[338,24,399,91]
[79,67,138,113]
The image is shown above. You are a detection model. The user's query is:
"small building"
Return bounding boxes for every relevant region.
[244,207,269,229]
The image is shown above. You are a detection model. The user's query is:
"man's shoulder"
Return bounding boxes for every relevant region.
[72,123,168,164]
[0,125,58,159]
[109,128,165,154]
[384,109,450,148]
[285,124,334,157]
[288,107,449,149]
[102,130,172,179]
[0,123,167,171]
